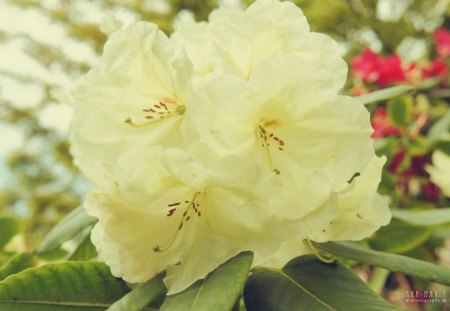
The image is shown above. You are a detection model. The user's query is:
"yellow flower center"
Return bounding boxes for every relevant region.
[125,97,186,127]
[153,191,205,253]
[256,118,285,173]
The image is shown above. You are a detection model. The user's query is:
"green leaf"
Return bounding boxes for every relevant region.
[107,273,166,311]
[0,261,130,310]
[244,255,396,311]
[369,219,432,253]
[356,85,414,105]
[36,248,69,261]
[68,232,98,261]
[314,241,450,286]
[391,208,450,227]
[387,96,410,126]
[428,110,450,143]
[0,253,33,281]
[434,140,450,156]
[38,206,96,254]
[0,218,21,250]
[160,251,253,311]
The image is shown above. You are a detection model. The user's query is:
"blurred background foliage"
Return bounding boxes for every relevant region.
[0,0,449,308]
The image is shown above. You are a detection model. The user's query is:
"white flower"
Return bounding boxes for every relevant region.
[427,150,450,197]
[184,54,374,191]
[86,146,289,294]
[70,22,192,189]
[311,155,391,241]
[257,156,391,268]
[70,0,389,295]
[171,0,346,90]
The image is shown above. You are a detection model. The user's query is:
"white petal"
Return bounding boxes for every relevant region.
[312,156,391,241]
[427,150,450,197]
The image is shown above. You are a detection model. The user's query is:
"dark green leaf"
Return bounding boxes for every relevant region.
[108,273,166,311]
[0,261,130,310]
[369,219,432,253]
[434,140,450,156]
[38,206,96,254]
[160,251,253,311]
[68,232,97,261]
[314,241,450,286]
[387,96,410,126]
[36,248,69,261]
[391,208,450,227]
[356,85,414,105]
[244,255,396,311]
[0,218,21,250]
[0,253,33,281]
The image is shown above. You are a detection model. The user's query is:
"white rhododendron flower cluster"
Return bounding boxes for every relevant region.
[70,0,391,294]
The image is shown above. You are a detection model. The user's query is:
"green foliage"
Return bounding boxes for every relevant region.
[369,219,433,253]
[356,85,414,105]
[387,97,411,127]
[160,252,253,311]
[108,273,166,311]
[0,0,449,310]
[392,208,450,226]
[67,233,98,261]
[0,253,33,282]
[38,206,96,254]
[0,262,130,310]
[244,255,397,311]
[434,139,450,156]
[427,109,450,142]
[0,218,20,250]
[315,241,450,286]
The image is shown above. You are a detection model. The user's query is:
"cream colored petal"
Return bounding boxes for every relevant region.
[312,156,391,241]
[254,240,311,269]
[426,150,450,197]
[171,20,213,75]
[276,96,374,191]
[103,22,189,100]
[70,22,191,189]
[182,74,257,156]
[86,192,185,284]
[164,219,242,294]
[209,0,310,79]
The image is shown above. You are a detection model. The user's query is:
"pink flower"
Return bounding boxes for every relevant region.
[351,48,406,87]
[371,107,401,139]
[422,59,448,80]
[434,28,450,59]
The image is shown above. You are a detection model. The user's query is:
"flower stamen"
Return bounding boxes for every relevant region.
[153,191,205,253]
[125,97,186,127]
[256,119,285,171]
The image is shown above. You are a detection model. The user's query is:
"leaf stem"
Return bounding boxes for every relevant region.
[369,267,389,294]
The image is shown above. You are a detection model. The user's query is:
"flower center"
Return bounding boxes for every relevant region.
[256,118,285,173]
[125,97,186,127]
[153,191,205,253]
